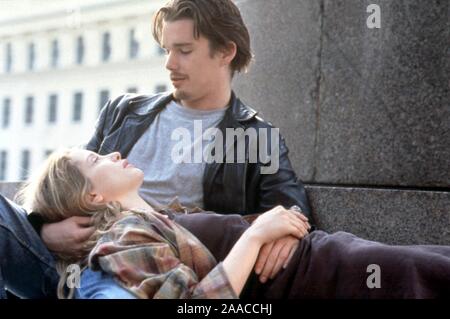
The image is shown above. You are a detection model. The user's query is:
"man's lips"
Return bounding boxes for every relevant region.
[170,75,187,82]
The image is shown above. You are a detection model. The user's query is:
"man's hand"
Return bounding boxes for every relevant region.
[41,216,95,257]
[254,212,310,283]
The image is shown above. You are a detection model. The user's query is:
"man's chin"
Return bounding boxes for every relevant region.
[173,89,189,100]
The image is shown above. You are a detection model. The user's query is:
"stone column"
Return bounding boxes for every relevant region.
[233,0,449,244]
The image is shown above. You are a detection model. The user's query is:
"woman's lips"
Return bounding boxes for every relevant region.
[122,159,132,168]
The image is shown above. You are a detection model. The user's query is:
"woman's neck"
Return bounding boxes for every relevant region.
[118,192,155,213]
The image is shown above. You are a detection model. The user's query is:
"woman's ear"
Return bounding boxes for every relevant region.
[220,41,237,66]
[88,192,104,205]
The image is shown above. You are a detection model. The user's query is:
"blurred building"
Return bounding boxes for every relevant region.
[0,0,169,181]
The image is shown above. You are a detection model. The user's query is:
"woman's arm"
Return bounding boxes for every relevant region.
[221,230,262,295]
[222,205,306,296]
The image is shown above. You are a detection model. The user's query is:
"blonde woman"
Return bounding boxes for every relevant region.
[17,148,309,299]
[16,149,450,299]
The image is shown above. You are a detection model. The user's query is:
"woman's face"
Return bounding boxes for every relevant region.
[70,149,144,203]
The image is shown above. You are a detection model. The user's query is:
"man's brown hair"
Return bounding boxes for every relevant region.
[153,0,252,74]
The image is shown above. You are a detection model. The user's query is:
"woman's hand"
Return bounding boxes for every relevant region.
[248,205,310,245]
[222,205,309,295]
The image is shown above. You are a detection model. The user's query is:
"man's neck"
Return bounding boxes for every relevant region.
[179,89,232,111]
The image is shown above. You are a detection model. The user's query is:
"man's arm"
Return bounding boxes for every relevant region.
[256,131,314,225]
[254,130,314,282]
[26,212,95,256]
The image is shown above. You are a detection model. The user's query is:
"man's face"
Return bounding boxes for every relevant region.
[161,19,227,106]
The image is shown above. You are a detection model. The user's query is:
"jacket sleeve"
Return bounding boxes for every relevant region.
[256,131,315,229]
[85,94,126,152]
[85,98,112,153]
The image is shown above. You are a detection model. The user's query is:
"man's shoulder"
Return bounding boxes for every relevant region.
[106,92,172,115]
[234,99,285,147]
[248,114,276,129]
[239,105,276,130]
[232,96,274,129]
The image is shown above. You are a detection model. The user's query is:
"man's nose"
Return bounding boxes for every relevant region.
[165,51,177,71]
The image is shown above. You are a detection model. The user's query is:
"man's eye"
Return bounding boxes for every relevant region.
[180,50,192,55]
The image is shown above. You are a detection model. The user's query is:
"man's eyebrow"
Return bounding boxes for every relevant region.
[163,43,194,49]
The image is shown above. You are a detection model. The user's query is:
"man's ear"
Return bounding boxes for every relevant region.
[220,41,237,66]
[87,192,104,205]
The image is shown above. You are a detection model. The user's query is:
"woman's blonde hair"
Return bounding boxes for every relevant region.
[15,148,121,299]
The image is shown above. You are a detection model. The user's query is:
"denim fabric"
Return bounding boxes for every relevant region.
[0,194,58,298]
[75,268,137,299]
[0,266,6,299]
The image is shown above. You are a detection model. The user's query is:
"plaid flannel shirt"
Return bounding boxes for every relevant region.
[88,210,238,299]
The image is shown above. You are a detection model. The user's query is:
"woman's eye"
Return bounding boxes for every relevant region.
[94,156,99,163]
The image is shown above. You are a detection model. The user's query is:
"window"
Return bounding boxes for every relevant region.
[129,28,139,59]
[102,32,111,62]
[51,39,59,68]
[20,150,30,180]
[99,90,109,113]
[2,98,11,128]
[155,84,167,93]
[25,96,34,125]
[48,94,58,123]
[73,92,83,122]
[127,87,137,93]
[0,151,7,181]
[76,36,84,64]
[28,42,35,71]
[5,43,12,73]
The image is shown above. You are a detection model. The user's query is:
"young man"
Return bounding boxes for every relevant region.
[0,0,313,298]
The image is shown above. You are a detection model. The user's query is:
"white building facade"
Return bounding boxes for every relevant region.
[0,0,169,181]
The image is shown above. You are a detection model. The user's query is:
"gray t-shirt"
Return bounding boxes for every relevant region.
[127,100,227,209]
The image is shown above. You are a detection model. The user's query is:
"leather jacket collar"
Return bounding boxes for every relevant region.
[128,91,258,125]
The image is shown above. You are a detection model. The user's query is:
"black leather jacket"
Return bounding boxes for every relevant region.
[86,91,314,223]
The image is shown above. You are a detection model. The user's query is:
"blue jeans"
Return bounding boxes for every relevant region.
[0,194,136,299]
[75,268,136,299]
[0,194,58,298]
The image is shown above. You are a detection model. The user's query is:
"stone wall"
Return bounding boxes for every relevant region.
[233,0,449,244]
